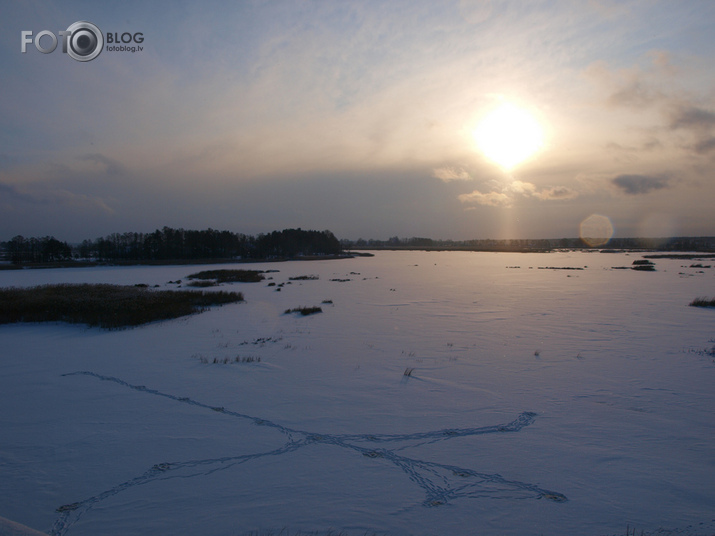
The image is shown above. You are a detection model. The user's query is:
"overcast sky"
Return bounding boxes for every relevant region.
[2,1,714,242]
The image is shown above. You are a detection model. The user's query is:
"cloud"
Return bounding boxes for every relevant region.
[665,105,715,155]
[458,0,495,24]
[693,137,715,154]
[668,106,715,132]
[457,179,578,208]
[0,181,114,213]
[611,174,669,195]
[587,56,715,160]
[607,79,657,109]
[458,190,512,207]
[77,154,127,176]
[511,181,578,201]
[533,186,579,200]
[605,141,657,164]
[585,59,664,110]
[509,180,537,195]
[433,166,472,182]
[0,182,30,201]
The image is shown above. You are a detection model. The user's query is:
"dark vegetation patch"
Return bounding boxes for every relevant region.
[631,260,656,271]
[0,284,243,329]
[186,280,217,288]
[686,345,715,361]
[193,354,261,364]
[689,297,715,308]
[187,269,264,283]
[537,266,585,270]
[289,275,319,281]
[611,260,657,271]
[238,336,283,346]
[644,254,715,259]
[284,306,323,316]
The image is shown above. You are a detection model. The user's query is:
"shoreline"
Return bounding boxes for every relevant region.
[0,253,360,271]
[3,248,715,271]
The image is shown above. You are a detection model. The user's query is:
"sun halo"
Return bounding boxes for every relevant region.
[473,103,545,171]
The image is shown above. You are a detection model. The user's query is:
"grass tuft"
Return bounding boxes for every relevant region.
[284,306,323,316]
[193,354,261,364]
[689,296,715,308]
[0,284,244,329]
[631,260,656,271]
[186,279,217,287]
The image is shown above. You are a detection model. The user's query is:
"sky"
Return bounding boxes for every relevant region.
[1,0,714,242]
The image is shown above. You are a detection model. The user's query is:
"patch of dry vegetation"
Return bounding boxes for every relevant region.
[284,306,323,316]
[187,269,264,283]
[689,297,715,308]
[0,284,244,328]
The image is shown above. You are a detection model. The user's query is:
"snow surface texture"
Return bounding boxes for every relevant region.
[0,251,713,536]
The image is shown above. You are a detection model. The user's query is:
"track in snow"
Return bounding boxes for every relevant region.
[51,371,567,535]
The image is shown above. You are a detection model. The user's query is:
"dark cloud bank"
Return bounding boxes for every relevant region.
[611,174,669,195]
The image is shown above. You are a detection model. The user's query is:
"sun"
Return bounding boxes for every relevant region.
[473,103,544,170]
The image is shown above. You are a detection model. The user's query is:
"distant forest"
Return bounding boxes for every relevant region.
[1,227,342,264]
[2,228,714,265]
[346,235,715,252]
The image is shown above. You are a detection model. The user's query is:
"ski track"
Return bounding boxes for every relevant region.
[51,371,567,535]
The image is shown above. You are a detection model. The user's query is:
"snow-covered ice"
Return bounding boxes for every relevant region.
[1,251,713,536]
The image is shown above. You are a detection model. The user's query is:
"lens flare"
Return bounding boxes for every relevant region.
[580,214,614,247]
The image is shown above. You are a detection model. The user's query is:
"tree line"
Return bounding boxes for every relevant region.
[1,227,342,264]
[345,235,715,252]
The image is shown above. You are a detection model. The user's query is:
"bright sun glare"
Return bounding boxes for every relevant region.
[473,103,544,170]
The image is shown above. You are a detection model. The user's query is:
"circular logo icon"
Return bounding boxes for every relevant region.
[66,21,103,62]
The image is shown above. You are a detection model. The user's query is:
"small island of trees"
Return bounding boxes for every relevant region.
[1,227,343,266]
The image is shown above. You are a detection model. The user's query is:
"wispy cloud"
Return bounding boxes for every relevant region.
[433,167,472,182]
[586,54,715,159]
[692,137,715,155]
[458,190,512,208]
[584,58,667,110]
[0,182,35,203]
[668,106,715,131]
[667,105,715,155]
[458,180,579,208]
[0,181,114,212]
[78,154,127,177]
[533,186,579,200]
[509,180,537,195]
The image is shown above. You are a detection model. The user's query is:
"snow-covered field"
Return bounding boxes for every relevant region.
[1,250,713,536]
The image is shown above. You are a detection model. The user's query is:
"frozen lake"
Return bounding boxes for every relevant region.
[1,250,713,536]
